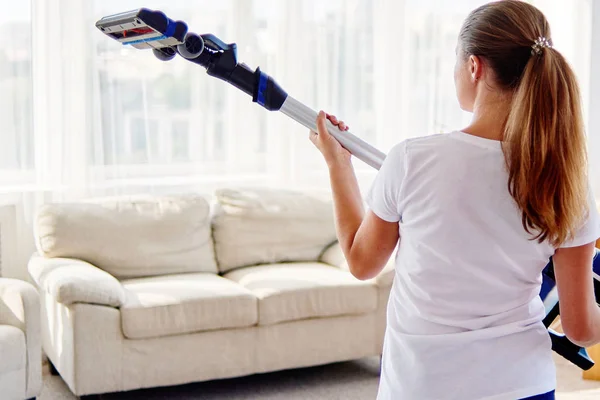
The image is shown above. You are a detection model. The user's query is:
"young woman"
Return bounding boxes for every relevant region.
[309,1,600,399]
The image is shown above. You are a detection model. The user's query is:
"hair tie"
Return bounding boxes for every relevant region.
[531,36,552,56]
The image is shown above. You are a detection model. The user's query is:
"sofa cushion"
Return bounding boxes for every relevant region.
[120,273,258,339]
[0,325,26,374]
[212,188,337,273]
[35,195,218,279]
[224,262,378,326]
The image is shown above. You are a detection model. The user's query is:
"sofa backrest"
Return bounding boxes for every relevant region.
[34,195,218,279]
[212,188,337,274]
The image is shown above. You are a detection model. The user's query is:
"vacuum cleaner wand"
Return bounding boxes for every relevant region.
[95,8,385,170]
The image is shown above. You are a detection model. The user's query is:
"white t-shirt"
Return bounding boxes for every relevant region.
[366,131,600,400]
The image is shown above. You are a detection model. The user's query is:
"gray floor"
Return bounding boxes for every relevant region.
[40,354,600,399]
[40,357,381,400]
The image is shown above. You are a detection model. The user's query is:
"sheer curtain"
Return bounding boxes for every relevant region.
[6,0,594,194]
[0,0,593,277]
[0,2,32,188]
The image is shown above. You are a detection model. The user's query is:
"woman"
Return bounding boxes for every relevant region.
[309,1,600,399]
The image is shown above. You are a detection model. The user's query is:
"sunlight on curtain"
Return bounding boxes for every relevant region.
[0,0,592,197]
[0,1,32,187]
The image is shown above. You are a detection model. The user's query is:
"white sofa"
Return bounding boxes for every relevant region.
[28,189,393,397]
[0,278,42,400]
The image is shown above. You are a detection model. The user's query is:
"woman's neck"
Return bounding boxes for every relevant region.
[462,92,512,142]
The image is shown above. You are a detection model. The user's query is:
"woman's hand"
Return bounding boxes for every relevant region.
[309,111,351,168]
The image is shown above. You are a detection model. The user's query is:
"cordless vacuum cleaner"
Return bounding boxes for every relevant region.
[96,8,600,370]
[95,8,384,169]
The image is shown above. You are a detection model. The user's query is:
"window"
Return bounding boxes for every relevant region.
[171,120,190,162]
[0,1,32,182]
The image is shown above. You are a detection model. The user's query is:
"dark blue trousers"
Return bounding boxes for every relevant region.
[521,390,555,400]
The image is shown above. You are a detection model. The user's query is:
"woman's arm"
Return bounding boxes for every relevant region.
[553,242,600,347]
[310,111,399,280]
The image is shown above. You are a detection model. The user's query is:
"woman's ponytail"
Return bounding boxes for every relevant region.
[503,49,588,247]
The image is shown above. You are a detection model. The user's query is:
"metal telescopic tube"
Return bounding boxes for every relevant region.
[279,96,386,170]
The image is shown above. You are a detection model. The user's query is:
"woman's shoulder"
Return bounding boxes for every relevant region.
[383,133,450,167]
[391,133,451,154]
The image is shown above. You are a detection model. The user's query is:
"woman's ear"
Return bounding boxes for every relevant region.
[469,55,483,83]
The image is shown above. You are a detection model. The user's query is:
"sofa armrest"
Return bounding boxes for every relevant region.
[320,242,395,287]
[0,278,40,332]
[28,253,125,307]
[0,278,42,397]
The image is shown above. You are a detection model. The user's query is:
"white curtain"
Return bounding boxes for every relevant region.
[0,0,593,277]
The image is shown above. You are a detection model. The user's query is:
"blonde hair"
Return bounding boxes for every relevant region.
[459,0,588,247]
